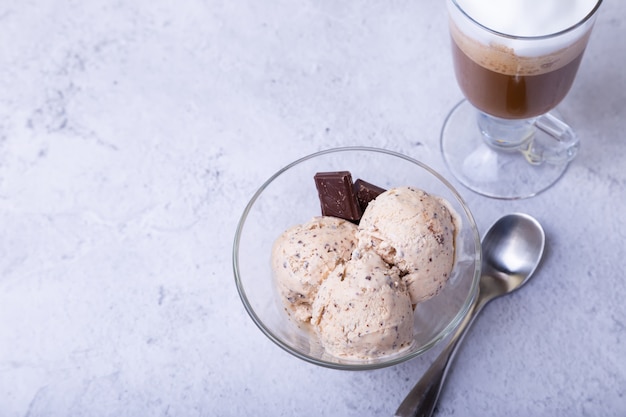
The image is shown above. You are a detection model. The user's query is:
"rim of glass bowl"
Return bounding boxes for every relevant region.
[232,146,481,370]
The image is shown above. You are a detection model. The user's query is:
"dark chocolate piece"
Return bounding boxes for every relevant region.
[314,171,362,222]
[354,179,386,211]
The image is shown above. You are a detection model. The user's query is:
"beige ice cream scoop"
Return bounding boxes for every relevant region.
[271,216,358,323]
[311,250,414,359]
[357,186,457,305]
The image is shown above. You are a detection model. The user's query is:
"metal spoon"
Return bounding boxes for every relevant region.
[395,213,545,417]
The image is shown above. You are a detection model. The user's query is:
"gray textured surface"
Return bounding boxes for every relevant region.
[1,1,624,416]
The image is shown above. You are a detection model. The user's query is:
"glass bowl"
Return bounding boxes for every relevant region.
[233,147,481,370]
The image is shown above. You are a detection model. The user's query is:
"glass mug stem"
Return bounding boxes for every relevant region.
[477,111,579,165]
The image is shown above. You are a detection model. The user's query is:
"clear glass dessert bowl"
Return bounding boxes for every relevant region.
[233,147,481,370]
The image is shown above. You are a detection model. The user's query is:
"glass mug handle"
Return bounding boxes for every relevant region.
[477,111,580,166]
[524,112,580,165]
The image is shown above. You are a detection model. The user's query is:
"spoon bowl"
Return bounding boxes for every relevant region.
[479,213,545,302]
[395,213,545,417]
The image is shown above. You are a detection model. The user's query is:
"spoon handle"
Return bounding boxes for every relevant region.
[394,300,485,417]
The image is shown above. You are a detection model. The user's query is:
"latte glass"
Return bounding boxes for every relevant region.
[441,0,603,199]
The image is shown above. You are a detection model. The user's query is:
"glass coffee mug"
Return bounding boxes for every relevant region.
[441,0,603,199]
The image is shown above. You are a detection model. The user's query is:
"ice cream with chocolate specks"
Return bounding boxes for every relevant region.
[271,180,458,359]
[311,250,413,359]
[271,216,358,323]
[357,186,457,305]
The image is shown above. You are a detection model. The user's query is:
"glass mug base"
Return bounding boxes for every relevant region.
[441,99,574,200]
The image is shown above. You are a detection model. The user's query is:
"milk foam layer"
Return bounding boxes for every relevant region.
[449,0,600,70]
[456,0,599,37]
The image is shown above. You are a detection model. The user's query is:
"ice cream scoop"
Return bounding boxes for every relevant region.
[311,250,414,359]
[357,186,458,305]
[271,216,358,323]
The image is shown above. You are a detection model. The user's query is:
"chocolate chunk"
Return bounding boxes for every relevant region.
[314,171,362,222]
[354,179,386,211]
